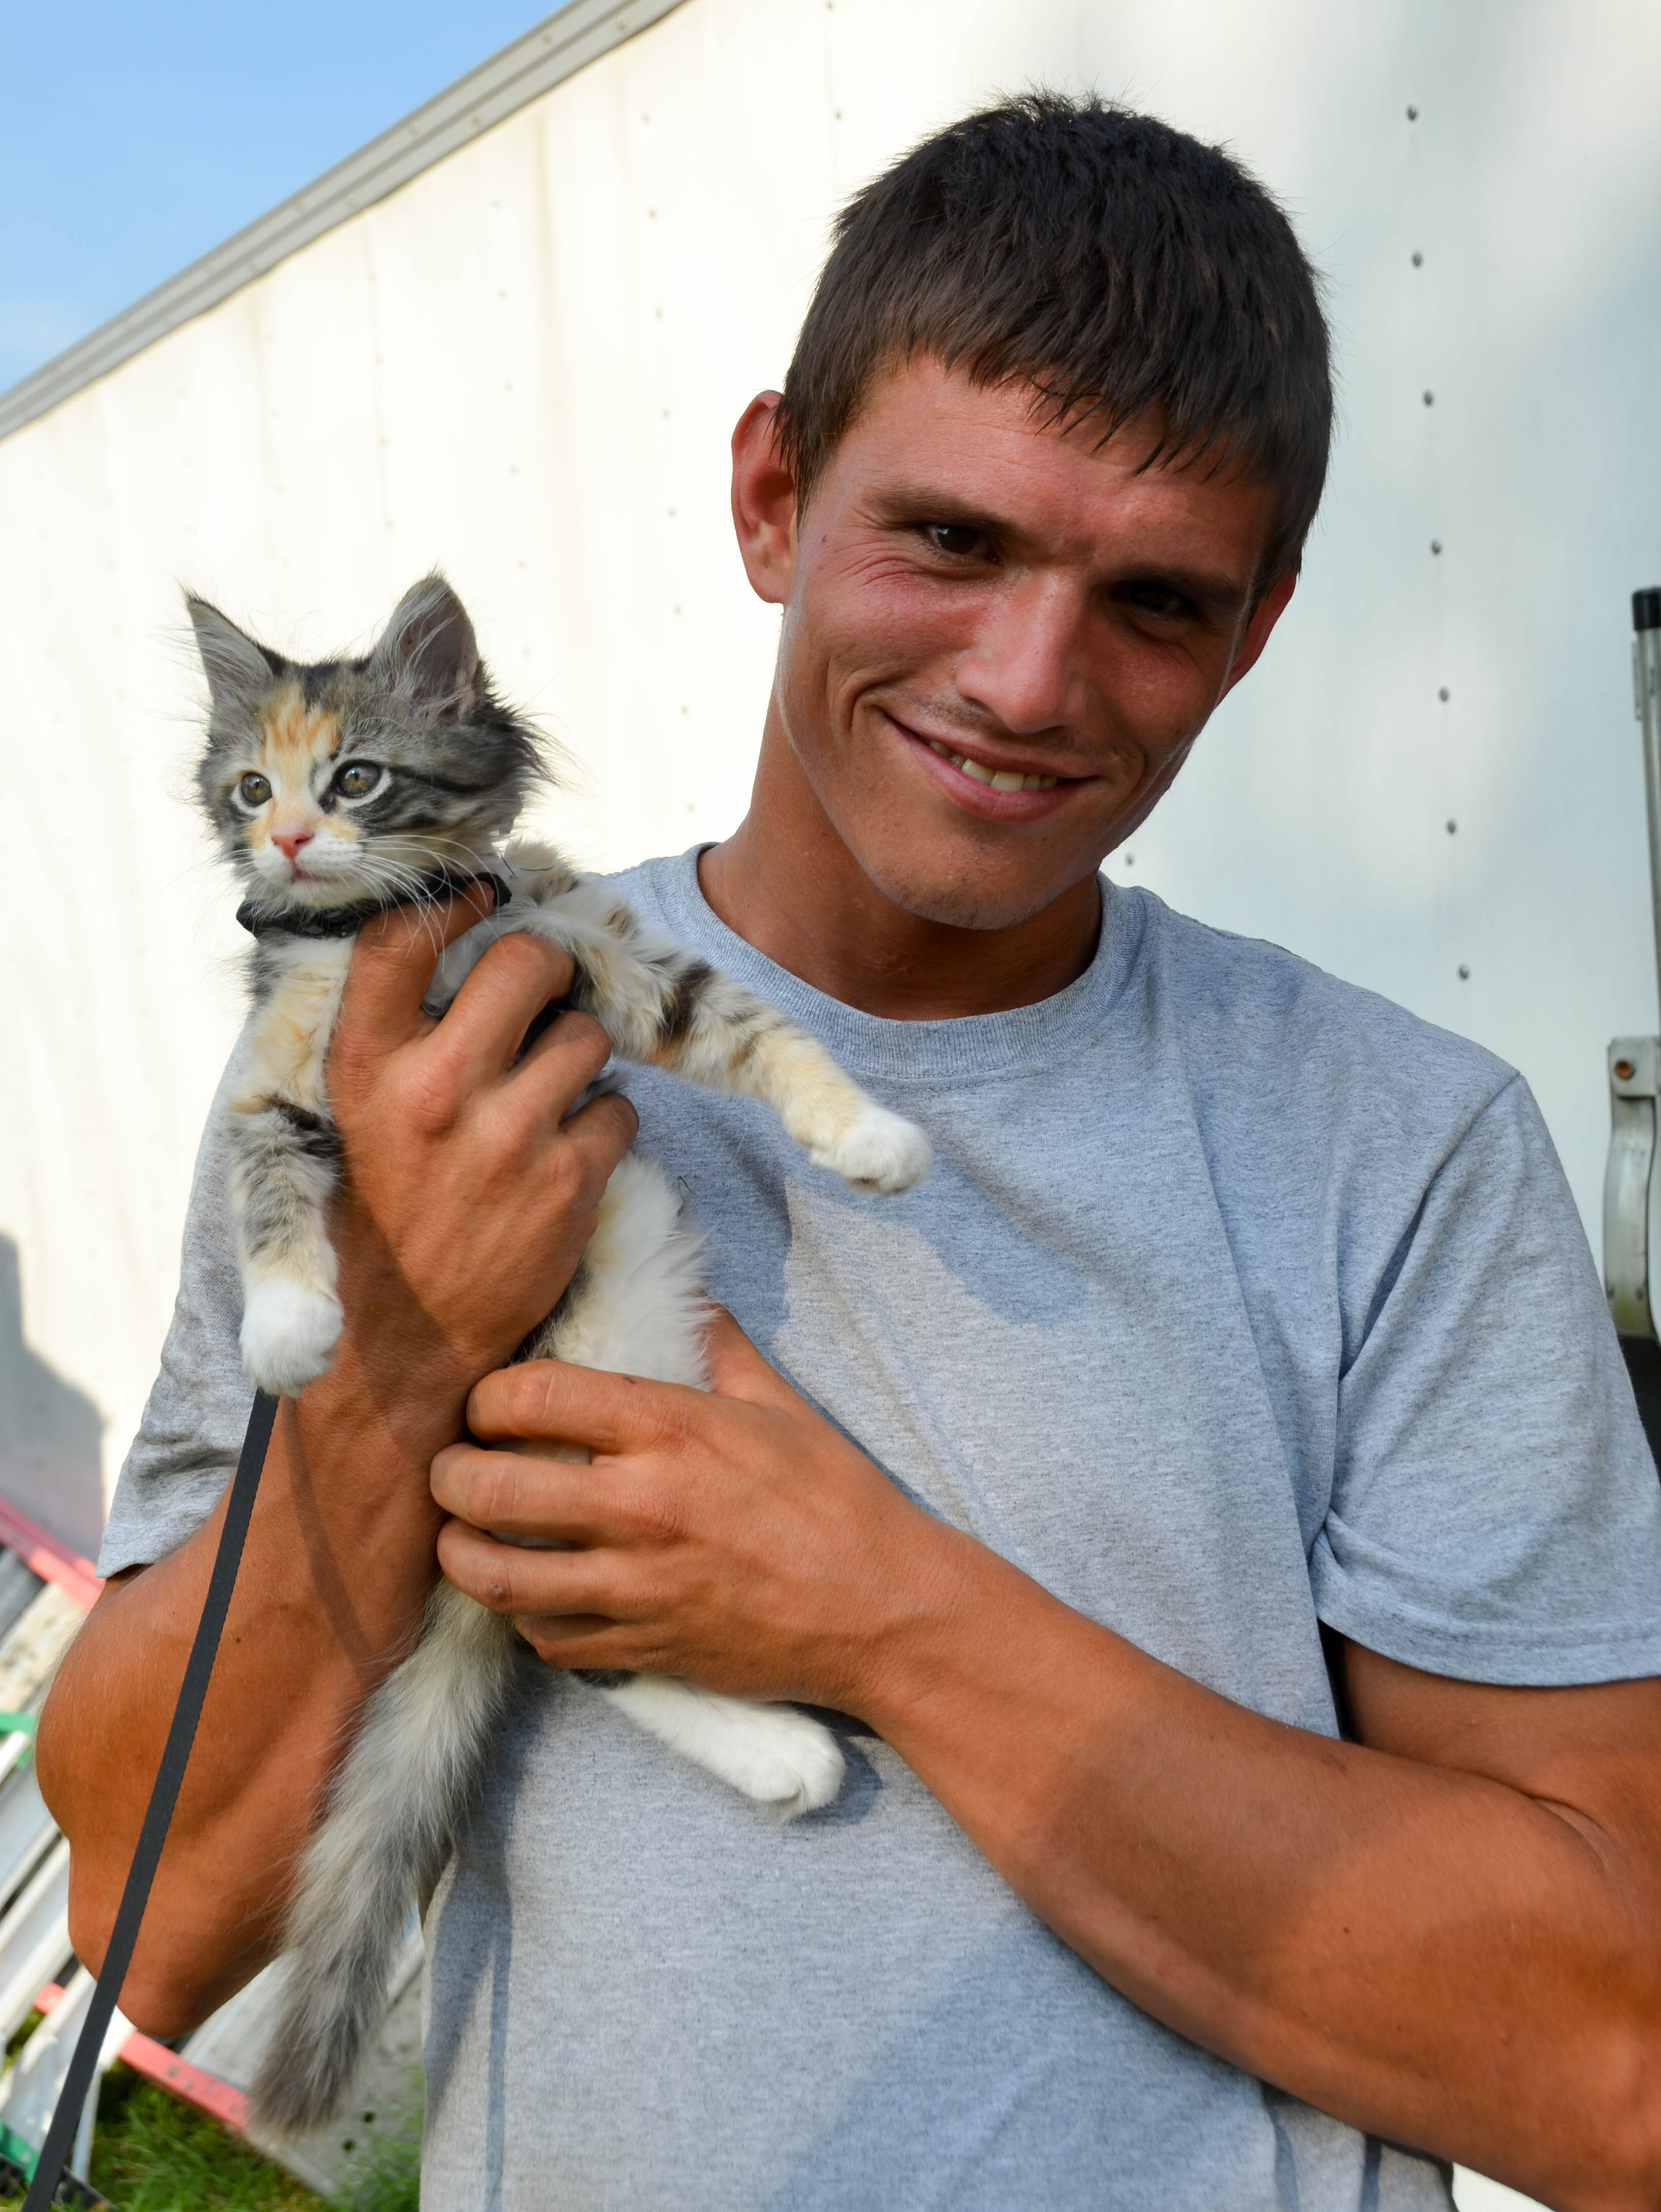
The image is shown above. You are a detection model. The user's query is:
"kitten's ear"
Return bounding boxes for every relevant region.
[187,595,278,711]
[370,574,481,723]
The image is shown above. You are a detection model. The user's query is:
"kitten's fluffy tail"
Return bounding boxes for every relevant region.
[251,1153,844,2131]
[250,1154,709,2134]
[248,1581,516,2133]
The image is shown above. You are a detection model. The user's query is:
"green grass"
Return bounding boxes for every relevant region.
[0,2060,421,2212]
[90,2065,324,2210]
[327,2125,420,2212]
[3,2008,47,2067]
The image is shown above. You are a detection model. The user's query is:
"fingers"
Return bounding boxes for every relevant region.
[509,1616,626,1662]
[422,932,582,1085]
[432,1441,627,1544]
[556,1081,639,1168]
[465,1358,700,1459]
[436,1515,635,1622]
[462,1321,798,1455]
[339,882,503,1060]
[494,1015,634,1151]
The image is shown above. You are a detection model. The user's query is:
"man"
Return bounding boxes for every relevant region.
[38,95,1661,2211]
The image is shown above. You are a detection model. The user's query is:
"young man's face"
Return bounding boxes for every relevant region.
[733,356,1294,932]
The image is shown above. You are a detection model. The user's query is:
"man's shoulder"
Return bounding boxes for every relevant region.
[593,854,1518,1157]
[1134,888,1516,1136]
[591,850,684,916]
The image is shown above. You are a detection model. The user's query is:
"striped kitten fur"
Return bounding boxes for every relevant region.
[187,574,930,2131]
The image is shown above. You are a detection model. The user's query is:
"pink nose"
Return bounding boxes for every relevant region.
[272,828,314,862]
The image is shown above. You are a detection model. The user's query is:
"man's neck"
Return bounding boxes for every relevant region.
[697,733,1103,1023]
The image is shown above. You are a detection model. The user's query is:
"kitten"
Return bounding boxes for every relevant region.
[186,574,930,2129]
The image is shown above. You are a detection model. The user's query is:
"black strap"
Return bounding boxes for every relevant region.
[23,1391,278,2209]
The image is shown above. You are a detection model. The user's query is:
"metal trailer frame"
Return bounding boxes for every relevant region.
[1602,590,1661,1460]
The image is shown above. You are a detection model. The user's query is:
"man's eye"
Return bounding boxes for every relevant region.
[1122,583,1195,620]
[237,772,272,808]
[333,763,384,800]
[922,523,987,559]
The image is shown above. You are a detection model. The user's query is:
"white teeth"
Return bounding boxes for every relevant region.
[926,738,1060,794]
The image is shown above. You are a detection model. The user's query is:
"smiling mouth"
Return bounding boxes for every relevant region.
[921,739,1059,792]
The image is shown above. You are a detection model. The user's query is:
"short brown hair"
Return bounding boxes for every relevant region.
[777,94,1333,583]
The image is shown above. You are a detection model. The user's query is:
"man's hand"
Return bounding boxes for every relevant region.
[432,1312,958,1711]
[434,1311,1661,2207]
[327,888,639,1415]
[40,887,641,2033]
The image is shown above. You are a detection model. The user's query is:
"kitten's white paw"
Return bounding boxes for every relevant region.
[600,1678,846,1817]
[241,1281,344,1395]
[714,1705,847,1817]
[812,1103,932,1195]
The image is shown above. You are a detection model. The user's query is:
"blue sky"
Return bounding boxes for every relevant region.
[0,2,562,392]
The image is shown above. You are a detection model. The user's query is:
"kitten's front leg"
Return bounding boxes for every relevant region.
[594,1674,845,1815]
[231,1100,345,1394]
[682,1005,933,1194]
[520,884,932,1195]
[230,942,352,1394]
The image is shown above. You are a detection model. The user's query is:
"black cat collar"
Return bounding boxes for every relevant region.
[235,867,510,941]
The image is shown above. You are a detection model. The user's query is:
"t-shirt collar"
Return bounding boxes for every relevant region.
[644,846,1141,1082]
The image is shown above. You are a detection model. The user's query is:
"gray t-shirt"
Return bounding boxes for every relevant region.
[103,851,1661,2211]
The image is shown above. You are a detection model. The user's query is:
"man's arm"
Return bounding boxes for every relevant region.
[36,889,635,2032]
[433,1316,1661,2212]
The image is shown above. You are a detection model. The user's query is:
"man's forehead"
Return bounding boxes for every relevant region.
[836,355,1280,578]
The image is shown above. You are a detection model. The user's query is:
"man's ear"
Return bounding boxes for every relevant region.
[730,393,799,608]
[1218,566,1298,702]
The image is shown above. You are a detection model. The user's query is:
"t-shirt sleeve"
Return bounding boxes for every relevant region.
[1310,1073,1661,1685]
[98,1038,256,1577]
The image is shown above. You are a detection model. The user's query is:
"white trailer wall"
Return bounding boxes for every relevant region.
[2,0,1658,1556]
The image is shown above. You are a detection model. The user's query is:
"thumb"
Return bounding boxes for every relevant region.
[702,1307,800,1409]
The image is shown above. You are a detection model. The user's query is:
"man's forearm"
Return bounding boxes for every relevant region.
[430,1334,1661,2208]
[37,1360,449,2035]
[38,906,628,2034]
[855,1527,1661,2210]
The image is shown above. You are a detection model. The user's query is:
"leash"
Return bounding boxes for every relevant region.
[22,1391,279,2206]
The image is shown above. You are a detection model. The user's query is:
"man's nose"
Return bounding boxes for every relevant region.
[956,577,1086,733]
[272,826,314,862]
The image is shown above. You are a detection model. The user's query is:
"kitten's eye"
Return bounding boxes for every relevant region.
[333,763,384,800]
[237,772,272,808]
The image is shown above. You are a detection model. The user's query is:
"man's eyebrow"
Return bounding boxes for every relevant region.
[870,484,1016,537]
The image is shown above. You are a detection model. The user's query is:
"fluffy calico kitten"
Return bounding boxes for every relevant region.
[187,574,930,2129]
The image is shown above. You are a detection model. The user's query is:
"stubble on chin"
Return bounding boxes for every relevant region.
[850,835,1088,934]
